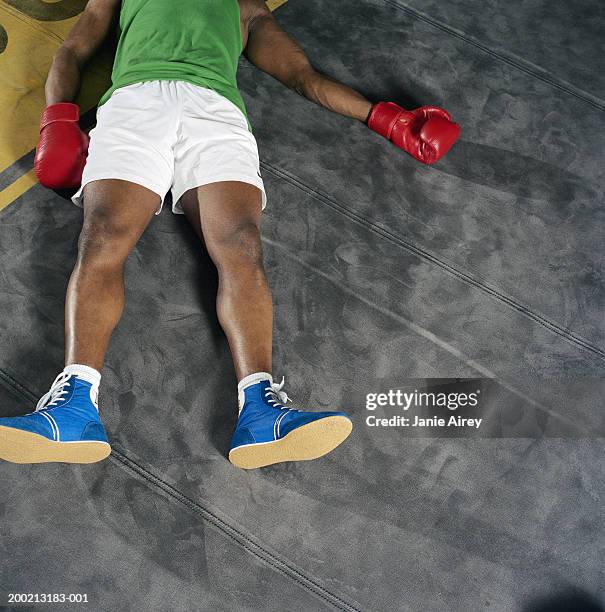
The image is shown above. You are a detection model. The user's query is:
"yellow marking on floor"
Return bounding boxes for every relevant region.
[0,2,112,173]
[0,1,71,45]
[0,168,36,211]
[266,0,290,10]
[0,4,60,173]
[0,0,288,211]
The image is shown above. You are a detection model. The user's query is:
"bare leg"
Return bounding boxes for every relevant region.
[65,179,161,371]
[180,182,271,380]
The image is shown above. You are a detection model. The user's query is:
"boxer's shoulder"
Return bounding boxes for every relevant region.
[238,0,272,49]
[238,0,271,26]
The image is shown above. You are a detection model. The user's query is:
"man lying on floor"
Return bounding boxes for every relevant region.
[0,0,459,468]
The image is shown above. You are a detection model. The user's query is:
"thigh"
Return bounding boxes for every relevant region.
[179,181,263,252]
[81,179,162,255]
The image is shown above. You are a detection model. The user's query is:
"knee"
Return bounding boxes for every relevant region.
[210,222,264,270]
[77,205,135,266]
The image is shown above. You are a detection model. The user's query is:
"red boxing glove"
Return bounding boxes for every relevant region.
[34,103,89,189]
[367,101,460,165]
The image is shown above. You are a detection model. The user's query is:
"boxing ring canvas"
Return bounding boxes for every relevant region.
[0,0,604,610]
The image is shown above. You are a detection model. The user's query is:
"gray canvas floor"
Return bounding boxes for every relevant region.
[1,0,604,610]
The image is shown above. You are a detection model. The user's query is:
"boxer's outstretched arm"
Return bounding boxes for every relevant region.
[45,0,121,105]
[244,2,372,122]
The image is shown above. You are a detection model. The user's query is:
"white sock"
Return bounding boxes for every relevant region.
[63,363,101,387]
[61,364,101,409]
[237,372,272,413]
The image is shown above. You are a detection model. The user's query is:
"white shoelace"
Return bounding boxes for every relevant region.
[264,377,292,409]
[35,372,71,412]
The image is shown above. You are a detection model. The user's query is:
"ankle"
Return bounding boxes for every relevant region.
[63,363,101,386]
[237,372,272,412]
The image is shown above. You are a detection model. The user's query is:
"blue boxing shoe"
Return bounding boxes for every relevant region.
[229,373,353,469]
[0,365,111,464]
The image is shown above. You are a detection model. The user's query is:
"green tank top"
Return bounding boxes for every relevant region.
[99,0,248,125]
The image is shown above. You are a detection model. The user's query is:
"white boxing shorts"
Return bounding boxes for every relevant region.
[72,80,266,214]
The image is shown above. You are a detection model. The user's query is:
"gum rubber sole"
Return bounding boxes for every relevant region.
[228,415,353,469]
[0,426,112,464]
